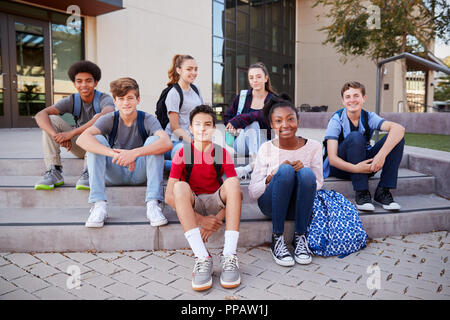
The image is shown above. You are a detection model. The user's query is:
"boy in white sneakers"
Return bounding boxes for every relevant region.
[77,77,172,227]
[165,105,242,291]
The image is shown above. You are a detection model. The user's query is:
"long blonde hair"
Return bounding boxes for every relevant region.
[167,54,195,86]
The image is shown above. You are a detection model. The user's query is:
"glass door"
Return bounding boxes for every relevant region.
[4,15,52,127]
[0,13,11,128]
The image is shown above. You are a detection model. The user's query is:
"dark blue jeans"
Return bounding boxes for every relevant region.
[329,132,405,191]
[258,164,317,234]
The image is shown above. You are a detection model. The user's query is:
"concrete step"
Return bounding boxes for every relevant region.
[1,194,449,252]
[0,169,435,208]
[0,153,409,176]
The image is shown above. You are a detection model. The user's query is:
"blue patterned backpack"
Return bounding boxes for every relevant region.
[307,189,368,258]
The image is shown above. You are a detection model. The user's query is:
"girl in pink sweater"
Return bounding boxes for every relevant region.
[249,94,323,267]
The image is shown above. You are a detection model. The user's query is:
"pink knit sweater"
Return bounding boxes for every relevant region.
[248,138,324,200]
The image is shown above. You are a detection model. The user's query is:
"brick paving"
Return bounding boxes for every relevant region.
[0,231,449,300]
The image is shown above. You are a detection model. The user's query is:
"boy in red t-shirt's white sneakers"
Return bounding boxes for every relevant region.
[165,105,242,292]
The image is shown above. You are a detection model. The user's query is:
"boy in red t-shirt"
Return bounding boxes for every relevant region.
[165,105,242,292]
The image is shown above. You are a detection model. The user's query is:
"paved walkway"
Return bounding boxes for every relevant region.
[1,231,449,300]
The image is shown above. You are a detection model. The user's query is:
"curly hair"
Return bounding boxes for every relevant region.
[67,60,102,82]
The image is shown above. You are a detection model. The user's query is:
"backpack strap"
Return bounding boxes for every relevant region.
[190,84,200,97]
[93,90,102,114]
[183,143,223,185]
[172,83,184,111]
[323,108,345,161]
[109,110,120,147]
[183,142,194,183]
[361,109,372,142]
[213,143,223,185]
[236,90,248,116]
[73,90,102,121]
[137,110,149,144]
[73,93,82,121]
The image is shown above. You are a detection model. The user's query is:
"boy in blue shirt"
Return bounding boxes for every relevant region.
[323,81,405,211]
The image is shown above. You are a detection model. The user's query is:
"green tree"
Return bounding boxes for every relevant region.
[313,0,450,110]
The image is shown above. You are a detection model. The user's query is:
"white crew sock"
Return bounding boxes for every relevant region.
[94,200,107,208]
[184,228,209,259]
[223,230,239,256]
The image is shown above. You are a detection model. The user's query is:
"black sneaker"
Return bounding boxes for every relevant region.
[270,233,294,267]
[374,186,401,211]
[292,233,312,264]
[355,190,375,212]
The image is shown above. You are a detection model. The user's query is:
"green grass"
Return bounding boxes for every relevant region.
[379,133,450,152]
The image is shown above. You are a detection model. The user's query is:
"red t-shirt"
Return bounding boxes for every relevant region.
[169,143,237,195]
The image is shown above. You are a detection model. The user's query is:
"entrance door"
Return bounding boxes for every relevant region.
[0,14,52,128]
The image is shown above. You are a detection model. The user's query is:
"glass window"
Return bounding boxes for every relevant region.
[236,11,249,43]
[213,62,224,103]
[225,50,236,92]
[250,3,263,31]
[225,21,236,40]
[250,30,264,49]
[52,20,84,104]
[213,0,296,116]
[236,44,248,68]
[15,22,46,117]
[213,36,224,63]
[237,0,249,14]
[226,0,236,21]
[0,33,3,117]
[213,1,225,38]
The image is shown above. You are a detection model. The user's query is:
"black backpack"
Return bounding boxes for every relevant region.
[183,142,223,185]
[108,110,149,147]
[323,108,371,161]
[155,83,200,130]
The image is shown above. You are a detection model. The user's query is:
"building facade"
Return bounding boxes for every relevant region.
[0,0,434,128]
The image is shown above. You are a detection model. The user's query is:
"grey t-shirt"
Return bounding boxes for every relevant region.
[54,92,115,127]
[164,85,203,141]
[94,111,162,150]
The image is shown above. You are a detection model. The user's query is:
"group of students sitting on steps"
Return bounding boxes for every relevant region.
[33,57,405,292]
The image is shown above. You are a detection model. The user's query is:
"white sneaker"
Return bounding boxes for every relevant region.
[85,202,108,228]
[235,165,251,181]
[146,200,168,227]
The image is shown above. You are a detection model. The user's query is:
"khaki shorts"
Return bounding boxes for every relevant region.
[193,187,226,216]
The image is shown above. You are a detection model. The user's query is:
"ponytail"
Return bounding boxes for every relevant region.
[167,54,195,86]
[263,92,296,124]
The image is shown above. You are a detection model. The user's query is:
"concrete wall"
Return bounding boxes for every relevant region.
[296,0,401,113]
[92,0,212,114]
[298,111,450,135]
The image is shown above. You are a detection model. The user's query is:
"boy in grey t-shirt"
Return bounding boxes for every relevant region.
[77,77,173,228]
[34,60,115,190]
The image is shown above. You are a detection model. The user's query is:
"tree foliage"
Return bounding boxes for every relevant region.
[313,0,450,63]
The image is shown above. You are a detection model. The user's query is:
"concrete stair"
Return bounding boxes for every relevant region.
[1,153,449,252]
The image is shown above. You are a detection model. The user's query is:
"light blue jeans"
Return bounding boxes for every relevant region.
[87,135,164,203]
[234,121,266,157]
[163,140,183,171]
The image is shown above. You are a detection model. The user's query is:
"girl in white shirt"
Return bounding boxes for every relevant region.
[249,94,323,267]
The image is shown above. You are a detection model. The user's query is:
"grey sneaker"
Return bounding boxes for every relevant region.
[220,254,241,289]
[76,168,90,190]
[292,233,312,265]
[192,256,213,291]
[34,165,64,190]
